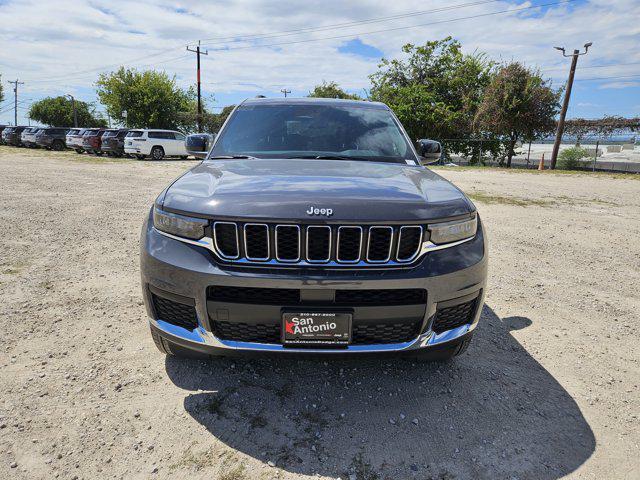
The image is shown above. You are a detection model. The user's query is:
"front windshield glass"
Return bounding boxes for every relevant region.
[210,103,416,163]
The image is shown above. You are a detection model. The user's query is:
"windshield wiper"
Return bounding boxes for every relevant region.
[209,155,258,160]
[284,154,368,160]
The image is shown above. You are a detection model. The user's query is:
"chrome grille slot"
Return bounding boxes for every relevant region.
[213,222,239,259]
[205,221,432,267]
[244,223,269,260]
[275,225,300,261]
[337,226,362,262]
[396,226,422,261]
[367,226,393,262]
[306,226,331,262]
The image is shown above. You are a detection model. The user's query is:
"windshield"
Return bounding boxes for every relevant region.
[209,103,417,163]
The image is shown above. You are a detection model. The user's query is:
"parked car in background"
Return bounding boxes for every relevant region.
[65,128,84,153]
[21,127,42,148]
[125,129,188,160]
[35,127,69,151]
[101,128,129,157]
[81,128,107,155]
[4,126,27,146]
[0,125,9,144]
[185,133,215,159]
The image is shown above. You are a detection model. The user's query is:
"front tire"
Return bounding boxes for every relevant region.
[52,140,64,151]
[151,146,165,161]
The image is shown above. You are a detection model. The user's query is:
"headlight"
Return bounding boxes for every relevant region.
[153,207,208,240]
[428,215,477,244]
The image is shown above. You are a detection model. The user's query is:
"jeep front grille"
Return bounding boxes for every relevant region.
[209,222,425,267]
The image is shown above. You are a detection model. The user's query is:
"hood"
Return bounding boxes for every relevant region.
[161,159,474,222]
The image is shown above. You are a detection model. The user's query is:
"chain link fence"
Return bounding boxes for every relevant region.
[436,136,640,173]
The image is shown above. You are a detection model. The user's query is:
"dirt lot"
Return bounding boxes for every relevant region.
[0,146,638,480]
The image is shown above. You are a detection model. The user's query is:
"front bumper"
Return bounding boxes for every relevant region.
[140,211,488,355]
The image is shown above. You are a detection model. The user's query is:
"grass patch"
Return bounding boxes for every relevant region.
[2,260,28,275]
[467,192,554,207]
[431,165,640,180]
[218,462,248,480]
[170,445,245,475]
[68,155,130,164]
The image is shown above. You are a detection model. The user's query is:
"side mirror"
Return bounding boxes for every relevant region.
[185,133,214,159]
[417,139,442,165]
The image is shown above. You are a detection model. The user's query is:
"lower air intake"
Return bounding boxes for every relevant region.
[152,294,198,330]
[431,298,477,334]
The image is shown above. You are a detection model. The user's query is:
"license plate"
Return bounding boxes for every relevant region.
[282,311,351,346]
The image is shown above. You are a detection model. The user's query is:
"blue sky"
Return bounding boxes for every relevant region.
[1,0,638,126]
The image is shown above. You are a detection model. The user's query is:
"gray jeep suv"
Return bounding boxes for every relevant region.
[141,98,487,360]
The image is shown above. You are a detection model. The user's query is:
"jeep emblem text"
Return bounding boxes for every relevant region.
[306,206,333,217]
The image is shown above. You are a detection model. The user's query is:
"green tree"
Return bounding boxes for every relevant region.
[308,81,361,100]
[474,62,560,167]
[369,37,494,159]
[201,105,236,133]
[28,96,107,127]
[96,67,195,130]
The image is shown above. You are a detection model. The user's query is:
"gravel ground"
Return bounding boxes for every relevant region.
[0,146,638,480]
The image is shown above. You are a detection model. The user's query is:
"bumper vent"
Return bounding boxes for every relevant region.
[209,222,426,267]
[212,321,280,343]
[152,294,198,330]
[211,320,421,345]
[334,288,426,305]
[431,298,477,334]
[352,322,420,344]
[208,286,427,307]
[208,286,301,305]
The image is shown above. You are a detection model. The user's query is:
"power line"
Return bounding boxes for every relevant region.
[24,47,185,84]
[25,53,191,85]
[573,73,640,82]
[202,0,578,53]
[18,2,507,86]
[541,60,640,72]
[579,61,640,70]
[198,0,506,46]
[17,0,576,87]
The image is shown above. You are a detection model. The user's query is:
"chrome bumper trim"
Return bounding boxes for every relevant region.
[150,318,477,354]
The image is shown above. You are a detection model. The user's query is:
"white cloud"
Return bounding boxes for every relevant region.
[1,0,639,123]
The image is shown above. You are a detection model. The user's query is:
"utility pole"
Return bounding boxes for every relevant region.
[187,41,208,132]
[7,79,24,126]
[65,94,78,127]
[280,88,291,98]
[550,42,592,169]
